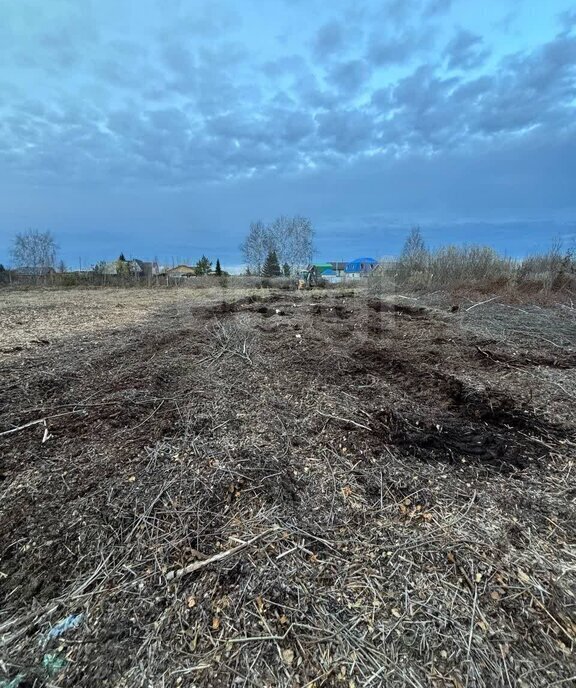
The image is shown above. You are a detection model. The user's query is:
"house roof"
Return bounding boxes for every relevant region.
[312,263,334,273]
[166,264,196,273]
[345,257,377,272]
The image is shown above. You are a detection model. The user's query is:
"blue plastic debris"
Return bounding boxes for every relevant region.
[0,675,25,688]
[48,613,84,639]
[43,653,67,675]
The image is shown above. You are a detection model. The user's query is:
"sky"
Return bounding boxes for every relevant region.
[0,0,575,269]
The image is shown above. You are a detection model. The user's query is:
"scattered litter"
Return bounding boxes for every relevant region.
[47,613,84,639]
[0,675,25,688]
[43,653,67,675]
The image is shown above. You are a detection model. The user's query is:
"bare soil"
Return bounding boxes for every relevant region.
[1,288,575,687]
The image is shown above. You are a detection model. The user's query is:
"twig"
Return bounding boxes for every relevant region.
[317,410,371,432]
[0,418,46,437]
[465,296,499,311]
[165,526,280,581]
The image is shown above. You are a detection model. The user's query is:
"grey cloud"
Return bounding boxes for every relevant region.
[313,20,345,57]
[162,43,195,77]
[367,28,435,66]
[473,34,576,134]
[159,2,242,40]
[423,0,452,18]
[38,30,82,69]
[293,73,340,109]
[198,43,248,69]
[370,87,393,111]
[559,8,576,33]
[263,55,307,78]
[451,75,493,101]
[274,109,315,144]
[375,32,575,148]
[316,109,374,154]
[327,59,372,95]
[1,13,574,196]
[444,29,489,70]
[383,0,419,27]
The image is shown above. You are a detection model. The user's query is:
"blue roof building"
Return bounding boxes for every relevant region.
[345,257,378,275]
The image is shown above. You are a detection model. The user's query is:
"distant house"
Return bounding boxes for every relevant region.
[308,260,376,283]
[133,259,159,277]
[345,257,378,279]
[102,259,159,276]
[165,264,197,278]
[329,262,347,277]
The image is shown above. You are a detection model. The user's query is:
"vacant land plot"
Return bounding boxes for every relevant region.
[1,287,575,687]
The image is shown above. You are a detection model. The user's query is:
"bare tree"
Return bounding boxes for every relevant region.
[397,226,429,282]
[240,221,270,275]
[241,216,314,275]
[10,229,58,272]
[269,216,314,268]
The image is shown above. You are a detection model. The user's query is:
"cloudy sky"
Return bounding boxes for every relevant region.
[0,0,575,269]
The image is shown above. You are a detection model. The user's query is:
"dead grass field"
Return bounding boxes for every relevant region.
[1,286,575,687]
[0,288,267,359]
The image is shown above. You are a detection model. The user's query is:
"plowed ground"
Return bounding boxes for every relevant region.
[1,289,575,687]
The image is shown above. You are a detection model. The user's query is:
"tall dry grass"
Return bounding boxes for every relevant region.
[369,243,575,296]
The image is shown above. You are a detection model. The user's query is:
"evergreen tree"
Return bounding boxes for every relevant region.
[282,262,290,277]
[214,258,222,276]
[0,264,5,272]
[262,250,281,277]
[118,253,126,262]
[195,255,212,275]
[245,267,252,276]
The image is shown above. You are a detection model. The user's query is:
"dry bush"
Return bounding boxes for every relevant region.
[429,245,513,287]
[206,317,256,364]
[373,242,575,298]
[518,245,575,293]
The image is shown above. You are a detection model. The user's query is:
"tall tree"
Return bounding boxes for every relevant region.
[195,255,212,275]
[214,258,222,276]
[118,253,126,262]
[10,229,57,270]
[240,220,270,275]
[240,216,314,274]
[282,262,291,277]
[262,250,281,278]
[398,227,429,277]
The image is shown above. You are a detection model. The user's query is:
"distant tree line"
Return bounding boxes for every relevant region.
[371,226,576,292]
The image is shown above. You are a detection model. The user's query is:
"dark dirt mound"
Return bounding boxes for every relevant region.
[367,298,428,317]
[349,344,567,469]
